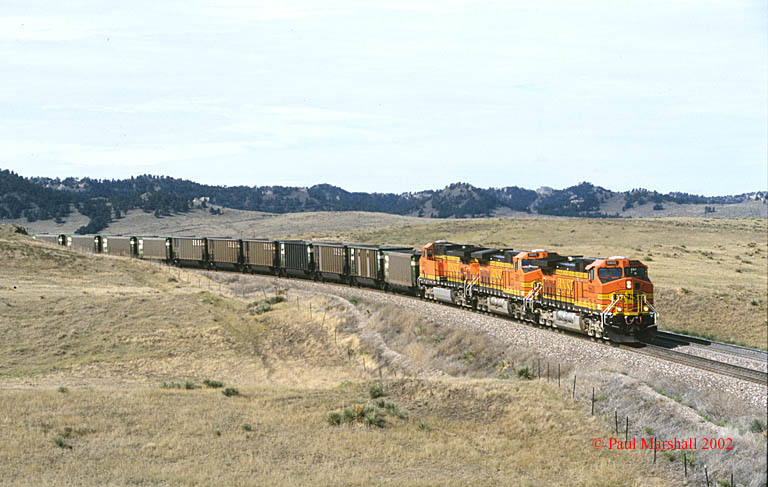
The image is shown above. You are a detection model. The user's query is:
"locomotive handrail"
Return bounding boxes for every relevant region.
[467,275,479,300]
[642,295,659,324]
[523,282,541,311]
[601,294,621,328]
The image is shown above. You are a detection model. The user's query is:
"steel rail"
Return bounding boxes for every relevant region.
[652,330,768,363]
[633,344,768,386]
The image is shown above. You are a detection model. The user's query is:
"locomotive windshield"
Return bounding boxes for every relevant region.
[624,266,649,281]
[598,267,622,283]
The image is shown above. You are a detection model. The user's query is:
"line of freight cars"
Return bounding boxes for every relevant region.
[33,234,421,293]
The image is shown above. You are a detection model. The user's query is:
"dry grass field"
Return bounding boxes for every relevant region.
[0,227,677,486]
[304,217,768,349]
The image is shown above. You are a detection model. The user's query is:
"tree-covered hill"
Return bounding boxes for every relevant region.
[1,170,765,233]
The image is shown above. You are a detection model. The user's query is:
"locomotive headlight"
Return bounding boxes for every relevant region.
[626,280,632,289]
[643,305,649,312]
[616,306,622,312]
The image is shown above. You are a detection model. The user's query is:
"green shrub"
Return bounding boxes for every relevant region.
[461,349,477,363]
[363,405,386,428]
[662,451,680,462]
[264,295,285,304]
[242,424,253,432]
[327,411,343,426]
[343,407,357,422]
[57,386,68,393]
[328,403,390,428]
[203,379,224,388]
[517,366,534,380]
[369,383,384,399]
[184,381,198,390]
[349,298,359,305]
[161,381,182,389]
[53,436,72,449]
[749,418,766,433]
[376,399,408,419]
[417,420,431,431]
[222,387,240,397]
[248,302,273,315]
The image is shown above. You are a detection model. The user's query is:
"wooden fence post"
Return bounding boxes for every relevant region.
[615,410,618,434]
[558,364,560,388]
[653,439,656,463]
[572,375,576,399]
[625,416,629,442]
[591,387,595,415]
[683,452,687,477]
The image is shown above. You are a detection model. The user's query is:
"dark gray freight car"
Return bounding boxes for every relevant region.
[243,239,278,272]
[69,235,99,253]
[312,242,348,281]
[279,240,312,276]
[172,237,207,265]
[383,248,420,293]
[139,237,169,260]
[207,238,241,266]
[348,244,379,280]
[34,234,64,246]
[104,236,135,257]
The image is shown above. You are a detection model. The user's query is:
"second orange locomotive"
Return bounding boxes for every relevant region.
[419,241,657,342]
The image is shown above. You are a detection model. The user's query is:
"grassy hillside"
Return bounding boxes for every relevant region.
[305,217,768,348]
[0,227,674,486]
[7,207,437,238]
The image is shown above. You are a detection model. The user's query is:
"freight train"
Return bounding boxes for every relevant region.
[33,233,658,342]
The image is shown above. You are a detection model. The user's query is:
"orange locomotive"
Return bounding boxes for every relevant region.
[419,241,657,342]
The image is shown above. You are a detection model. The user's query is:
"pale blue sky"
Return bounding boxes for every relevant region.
[1,0,766,194]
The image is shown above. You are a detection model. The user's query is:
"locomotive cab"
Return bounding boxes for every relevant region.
[587,258,657,342]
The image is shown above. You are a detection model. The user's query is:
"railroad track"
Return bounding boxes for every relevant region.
[652,330,768,364]
[635,343,768,386]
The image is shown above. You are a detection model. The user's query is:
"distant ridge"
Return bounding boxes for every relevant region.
[1,170,765,234]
